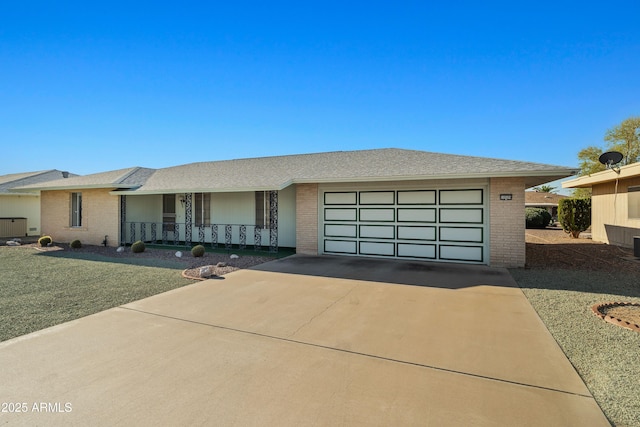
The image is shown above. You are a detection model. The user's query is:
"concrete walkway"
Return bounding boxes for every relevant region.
[0,255,609,426]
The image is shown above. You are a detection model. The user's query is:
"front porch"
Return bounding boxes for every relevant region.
[122,221,279,252]
[118,189,290,253]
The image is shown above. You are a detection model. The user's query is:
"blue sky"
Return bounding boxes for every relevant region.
[1,1,639,192]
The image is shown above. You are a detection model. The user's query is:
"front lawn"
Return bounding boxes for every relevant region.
[0,245,194,342]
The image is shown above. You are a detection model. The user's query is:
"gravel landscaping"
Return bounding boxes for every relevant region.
[513,228,640,427]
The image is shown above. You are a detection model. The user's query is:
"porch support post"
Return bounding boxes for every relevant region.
[120,195,127,246]
[269,190,278,253]
[185,193,193,247]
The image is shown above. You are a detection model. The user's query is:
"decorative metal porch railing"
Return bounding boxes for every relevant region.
[123,222,277,252]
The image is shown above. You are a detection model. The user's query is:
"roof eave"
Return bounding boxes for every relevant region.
[292,170,577,186]
[563,162,640,188]
[110,170,576,194]
[15,184,141,192]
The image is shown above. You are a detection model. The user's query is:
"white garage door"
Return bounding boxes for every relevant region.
[321,188,487,264]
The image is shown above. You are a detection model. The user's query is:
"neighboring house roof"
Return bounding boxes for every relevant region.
[14,167,156,192]
[525,192,568,207]
[563,162,640,188]
[15,148,577,194]
[0,170,77,196]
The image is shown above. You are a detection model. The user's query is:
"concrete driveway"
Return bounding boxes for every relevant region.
[0,255,608,426]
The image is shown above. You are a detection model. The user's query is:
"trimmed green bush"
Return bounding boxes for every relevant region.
[70,239,82,249]
[525,208,552,229]
[38,236,52,247]
[191,245,206,257]
[558,198,591,238]
[131,240,146,253]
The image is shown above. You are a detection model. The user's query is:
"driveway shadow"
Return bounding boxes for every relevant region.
[250,254,517,290]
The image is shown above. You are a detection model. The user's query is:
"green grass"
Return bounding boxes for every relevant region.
[510,269,640,427]
[0,246,194,342]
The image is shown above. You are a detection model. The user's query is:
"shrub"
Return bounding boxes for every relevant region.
[70,239,82,249]
[191,245,206,257]
[558,198,591,238]
[38,236,52,247]
[131,240,146,253]
[525,208,552,229]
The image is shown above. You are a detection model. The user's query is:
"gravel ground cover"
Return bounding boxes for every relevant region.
[513,228,640,427]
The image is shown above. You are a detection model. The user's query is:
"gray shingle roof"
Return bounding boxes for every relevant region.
[0,170,77,194]
[14,149,577,194]
[14,167,155,192]
[131,148,576,193]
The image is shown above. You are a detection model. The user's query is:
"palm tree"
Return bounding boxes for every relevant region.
[533,185,556,193]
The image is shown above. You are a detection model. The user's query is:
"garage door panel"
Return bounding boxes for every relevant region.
[440,189,483,205]
[325,240,357,254]
[440,208,483,224]
[360,225,395,239]
[359,191,395,205]
[324,192,357,205]
[397,243,436,259]
[439,227,483,243]
[397,190,436,205]
[359,208,395,222]
[397,225,436,241]
[440,245,484,262]
[325,208,357,221]
[397,208,436,223]
[359,241,395,256]
[324,224,357,238]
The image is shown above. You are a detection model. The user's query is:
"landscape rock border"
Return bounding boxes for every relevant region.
[591,302,640,333]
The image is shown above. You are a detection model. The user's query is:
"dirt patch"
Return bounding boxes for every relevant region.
[19,242,276,277]
[525,228,640,273]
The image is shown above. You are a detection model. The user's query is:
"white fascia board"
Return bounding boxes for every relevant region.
[111,185,287,196]
[563,163,640,188]
[15,184,139,192]
[291,170,577,185]
[2,191,41,197]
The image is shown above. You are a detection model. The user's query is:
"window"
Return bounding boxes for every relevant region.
[255,191,271,229]
[71,192,82,227]
[194,193,211,226]
[163,194,176,231]
[629,186,640,219]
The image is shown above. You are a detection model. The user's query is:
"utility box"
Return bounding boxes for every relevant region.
[635,236,640,258]
[0,218,27,238]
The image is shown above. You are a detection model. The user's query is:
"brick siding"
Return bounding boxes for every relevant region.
[295,184,319,254]
[41,189,120,247]
[489,178,525,267]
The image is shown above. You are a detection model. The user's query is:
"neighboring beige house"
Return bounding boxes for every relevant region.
[16,148,576,267]
[0,170,74,238]
[563,162,640,248]
[525,191,568,220]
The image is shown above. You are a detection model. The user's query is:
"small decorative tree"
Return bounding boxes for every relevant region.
[558,198,591,238]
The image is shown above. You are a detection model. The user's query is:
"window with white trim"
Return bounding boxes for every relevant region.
[71,192,82,227]
[255,191,271,229]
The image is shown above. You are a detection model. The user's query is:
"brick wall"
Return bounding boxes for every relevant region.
[41,189,120,247]
[489,178,525,267]
[295,184,318,254]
